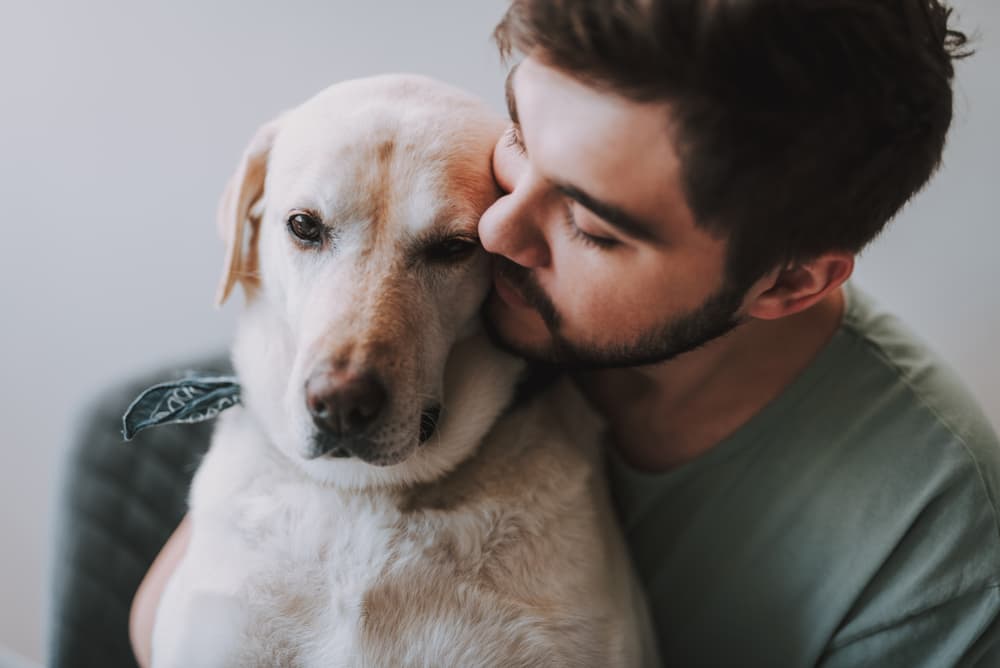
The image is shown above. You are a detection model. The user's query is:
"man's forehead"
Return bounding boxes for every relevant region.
[507,58,688,244]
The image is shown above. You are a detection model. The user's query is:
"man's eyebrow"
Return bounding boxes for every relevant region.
[555,183,660,242]
[505,63,658,243]
[504,64,520,125]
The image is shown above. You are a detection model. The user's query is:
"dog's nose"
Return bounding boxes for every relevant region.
[305,370,387,437]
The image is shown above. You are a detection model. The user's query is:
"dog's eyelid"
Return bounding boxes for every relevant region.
[445,230,478,242]
[287,208,324,223]
[420,233,480,264]
[418,216,478,244]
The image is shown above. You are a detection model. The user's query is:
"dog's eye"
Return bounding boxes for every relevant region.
[424,237,479,263]
[287,213,324,245]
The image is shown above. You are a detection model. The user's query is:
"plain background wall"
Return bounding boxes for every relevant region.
[0,0,996,661]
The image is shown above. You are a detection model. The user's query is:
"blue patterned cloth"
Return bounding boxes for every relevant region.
[121,375,241,441]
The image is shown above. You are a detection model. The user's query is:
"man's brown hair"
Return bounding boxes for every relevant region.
[494,0,971,288]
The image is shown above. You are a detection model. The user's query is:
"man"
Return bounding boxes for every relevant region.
[132,1,999,665]
[478,0,998,665]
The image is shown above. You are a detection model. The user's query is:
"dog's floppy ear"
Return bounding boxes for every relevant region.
[215,115,285,306]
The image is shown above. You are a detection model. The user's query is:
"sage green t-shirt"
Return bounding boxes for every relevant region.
[609,284,1000,667]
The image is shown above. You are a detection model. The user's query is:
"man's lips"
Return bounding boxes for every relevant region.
[493,270,531,309]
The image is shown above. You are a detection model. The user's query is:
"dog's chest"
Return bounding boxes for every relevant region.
[189,437,407,665]
[237,493,400,666]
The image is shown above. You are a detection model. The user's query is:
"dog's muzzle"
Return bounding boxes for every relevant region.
[419,405,441,444]
[303,366,443,462]
[304,368,384,461]
[306,369,387,438]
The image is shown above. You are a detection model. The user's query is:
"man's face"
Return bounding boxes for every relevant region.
[479,57,747,369]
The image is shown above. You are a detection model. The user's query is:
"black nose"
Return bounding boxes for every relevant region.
[305,370,387,437]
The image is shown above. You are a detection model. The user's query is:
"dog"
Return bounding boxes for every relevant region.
[151,74,655,667]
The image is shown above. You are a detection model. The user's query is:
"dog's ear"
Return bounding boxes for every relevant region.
[215,115,285,306]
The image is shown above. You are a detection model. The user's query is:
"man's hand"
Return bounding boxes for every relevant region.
[129,515,192,668]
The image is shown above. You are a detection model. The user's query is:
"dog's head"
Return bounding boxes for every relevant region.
[216,75,521,489]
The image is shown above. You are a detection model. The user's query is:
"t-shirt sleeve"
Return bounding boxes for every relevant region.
[815,412,1000,668]
[817,584,1000,667]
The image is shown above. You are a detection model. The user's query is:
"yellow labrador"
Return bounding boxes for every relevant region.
[152,75,654,667]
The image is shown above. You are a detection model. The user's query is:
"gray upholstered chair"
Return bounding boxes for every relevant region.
[48,355,230,667]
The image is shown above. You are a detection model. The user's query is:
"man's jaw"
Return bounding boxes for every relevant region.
[483,251,749,371]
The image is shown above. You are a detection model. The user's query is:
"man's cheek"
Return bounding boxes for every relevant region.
[560,270,617,330]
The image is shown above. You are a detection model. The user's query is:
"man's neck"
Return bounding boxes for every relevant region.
[574,287,846,473]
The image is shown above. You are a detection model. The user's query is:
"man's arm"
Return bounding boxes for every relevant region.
[818,584,1000,667]
[129,514,192,668]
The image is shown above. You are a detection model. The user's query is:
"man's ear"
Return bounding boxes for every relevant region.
[215,114,286,307]
[746,252,854,320]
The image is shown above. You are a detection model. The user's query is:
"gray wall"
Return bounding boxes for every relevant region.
[0,0,996,661]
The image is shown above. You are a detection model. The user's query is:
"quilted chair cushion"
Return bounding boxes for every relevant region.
[49,355,230,667]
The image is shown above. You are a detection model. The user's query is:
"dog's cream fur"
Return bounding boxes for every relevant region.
[152,75,654,667]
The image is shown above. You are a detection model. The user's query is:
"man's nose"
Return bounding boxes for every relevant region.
[479,179,552,269]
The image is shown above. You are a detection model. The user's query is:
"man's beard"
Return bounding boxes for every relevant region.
[483,255,748,371]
